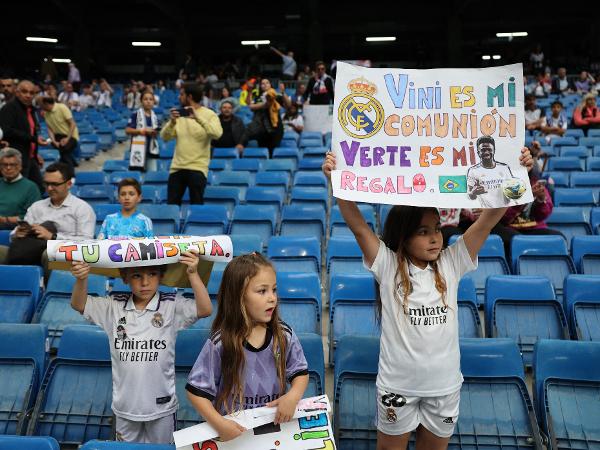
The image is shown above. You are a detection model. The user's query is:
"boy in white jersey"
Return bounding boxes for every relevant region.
[70,250,212,444]
[467,135,517,208]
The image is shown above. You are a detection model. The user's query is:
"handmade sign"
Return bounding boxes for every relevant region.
[331,62,533,208]
[174,395,335,450]
[47,235,233,287]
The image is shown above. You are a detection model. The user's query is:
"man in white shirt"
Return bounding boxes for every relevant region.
[524,94,543,132]
[271,46,297,80]
[57,82,80,111]
[78,84,96,110]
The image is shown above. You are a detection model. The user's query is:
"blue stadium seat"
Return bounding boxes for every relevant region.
[592,207,600,234]
[102,159,129,172]
[231,158,261,172]
[334,335,379,450]
[290,186,328,211]
[254,171,290,188]
[80,441,173,449]
[571,235,600,274]
[277,272,322,334]
[212,171,252,197]
[280,205,326,240]
[551,136,578,148]
[293,171,327,188]
[553,188,597,207]
[0,265,42,323]
[143,170,169,186]
[298,333,325,397]
[283,130,299,144]
[261,158,297,173]
[544,171,569,188]
[565,129,585,138]
[458,338,543,448]
[0,436,60,450]
[329,273,379,364]
[297,157,325,171]
[229,205,277,247]
[208,158,230,171]
[299,137,323,148]
[579,136,600,148]
[457,277,482,338]
[74,171,105,185]
[546,207,592,246]
[589,130,600,138]
[212,147,239,159]
[108,170,141,185]
[174,328,209,430]
[302,146,327,158]
[450,234,510,305]
[242,147,269,159]
[533,339,600,450]
[559,145,589,158]
[245,186,285,211]
[27,325,112,446]
[330,204,376,237]
[564,275,600,341]
[92,203,121,235]
[75,185,113,206]
[512,234,575,299]
[182,204,229,235]
[0,230,10,246]
[326,236,367,286]
[203,186,243,217]
[267,236,321,274]
[595,145,600,157]
[158,140,175,159]
[156,159,171,171]
[587,156,600,171]
[138,204,180,235]
[547,156,585,171]
[272,147,300,162]
[0,324,48,435]
[485,275,568,366]
[139,184,160,203]
[229,234,263,256]
[33,271,107,350]
[570,172,600,197]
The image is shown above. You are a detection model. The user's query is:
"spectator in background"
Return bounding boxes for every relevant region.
[96,79,113,108]
[97,178,153,239]
[205,70,218,85]
[525,94,544,132]
[57,82,80,111]
[0,77,15,110]
[78,84,96,110]
[217,87,239,112]
[304,61,334,105]
[296,64,313,82]
[552,67,574,95]
[533,72,551,98]
[40,97,79,171]
[67,63,81,92]
[0,80,46,191]
[282,103,304,133]
[157,79,166,94]
[529,44,544,73]
[573,93,600,133]
[523,75,536,95]
[270,46,297,80]
[161,82,222,205]
[43,84,58,100]
[242,79,291,155]
[540,101,568,143]
[0,147,41,230]
[0,162,95,268]
[575,71,595,94]
[239,78,258,106]
[212,100,245,152]
[292,83,307,109]
[125,91,160,172]
[126,84,141,110]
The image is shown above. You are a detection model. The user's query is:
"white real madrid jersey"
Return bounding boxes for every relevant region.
[466,162,516,208]
[84,291,198,421]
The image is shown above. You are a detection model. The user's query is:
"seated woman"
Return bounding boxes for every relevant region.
[573,93,600,133]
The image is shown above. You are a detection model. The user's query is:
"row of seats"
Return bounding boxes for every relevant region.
[0,436,172,449]
[546,156,600,172]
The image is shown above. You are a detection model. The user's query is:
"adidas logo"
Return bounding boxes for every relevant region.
[443,417,454,424]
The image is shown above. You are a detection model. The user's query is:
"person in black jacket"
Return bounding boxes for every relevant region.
[0,80,46,191]
[551,67,575,96]
[303,61,334,105]
[212,100,246,152]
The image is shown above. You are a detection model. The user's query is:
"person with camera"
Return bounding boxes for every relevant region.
[160,82,222,205]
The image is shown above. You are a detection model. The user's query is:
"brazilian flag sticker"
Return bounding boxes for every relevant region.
[439,175,467,193]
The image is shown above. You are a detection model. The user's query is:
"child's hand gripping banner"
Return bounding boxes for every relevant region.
[47,235,233,287]
[331,62,533,208]
[173,395,335,450]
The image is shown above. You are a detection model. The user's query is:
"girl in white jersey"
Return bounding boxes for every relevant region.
[322,148,532,450]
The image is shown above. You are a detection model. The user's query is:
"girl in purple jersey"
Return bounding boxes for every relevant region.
[186,253,309,441]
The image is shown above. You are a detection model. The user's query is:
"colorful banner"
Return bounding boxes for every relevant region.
[47,235,233,287]
[174,395,335,450]
[331,62,533,208]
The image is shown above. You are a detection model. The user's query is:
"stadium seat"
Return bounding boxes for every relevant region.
[138,204,180,235]
[182,204,229,235]
[553,188,597,207]
[302,146,328,158]
[277,272,322,334]
[592,207,600,234]
[174,328,209,429]
[254,171,290,189]
[293,171,327,188]
[102,159,129,172]
[457,339,543,448]
[547,156,585,172]
[485,275,568,366]
[378,204,393,230]
[571,235,600,274]
[74,171,105,185]
[565,129,585,138]
[242,147,269,159]
[334,335,379,450]
[544,171,569,187]
[559,145,589,158]
[27,325,112,446]
[229,205,277,247]
[280,205,326,240]
[75,185,113,206]
[297,157,325,171]
[282,130,299,144]
[80,441,173,449]
[299,137,323,148]
[245,186,285,211]
[143,170,169,186]
[512,234,575,299]
[33,271,107,350]
[329,273,379,364]
[212,147,239,159]
[229,234,263,256]
[272,147,300,162]
[546,207,592,246]
[261,158,297,173]
[0,230,10,246]
[587,156,600,171]
[108,170,141,185]
[203,186,243,217]
[231,158,261,172]
[330,204,376,237]
[570,172,600,197]
[267,236,321,274]
[564,275,600,341]
[533,339,600,450]
[290,186,328,211]
[579,136,600,148]
[551,136,578,148]
[457,277,482,338]
[326,236,367,286]
[0,324,48,435]
[0,265,43,323]
[0,436,60,450]
[298,333,325,397]
[208,158,229,171]
[139,184,160,203]
[212,171,252,197]
[450,234,510,305]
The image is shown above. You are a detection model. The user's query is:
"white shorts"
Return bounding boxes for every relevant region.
[376,388,460,438]
[115,413,177,444]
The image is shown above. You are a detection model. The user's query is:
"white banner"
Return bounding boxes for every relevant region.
[303,105,333,135]
[331,62,533,208]
[174,395,335,450]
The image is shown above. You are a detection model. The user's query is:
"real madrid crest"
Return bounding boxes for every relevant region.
[151,312,164,328]
[386,408,397,423]
[338,77,384,139]
[116,325,127,341]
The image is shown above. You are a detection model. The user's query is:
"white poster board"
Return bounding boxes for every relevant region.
[303,105,333,136]
[331,62,533,208]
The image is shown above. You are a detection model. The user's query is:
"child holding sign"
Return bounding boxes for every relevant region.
[70,250,212,444]
[322,148,532,450]
[186,253,309,441]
